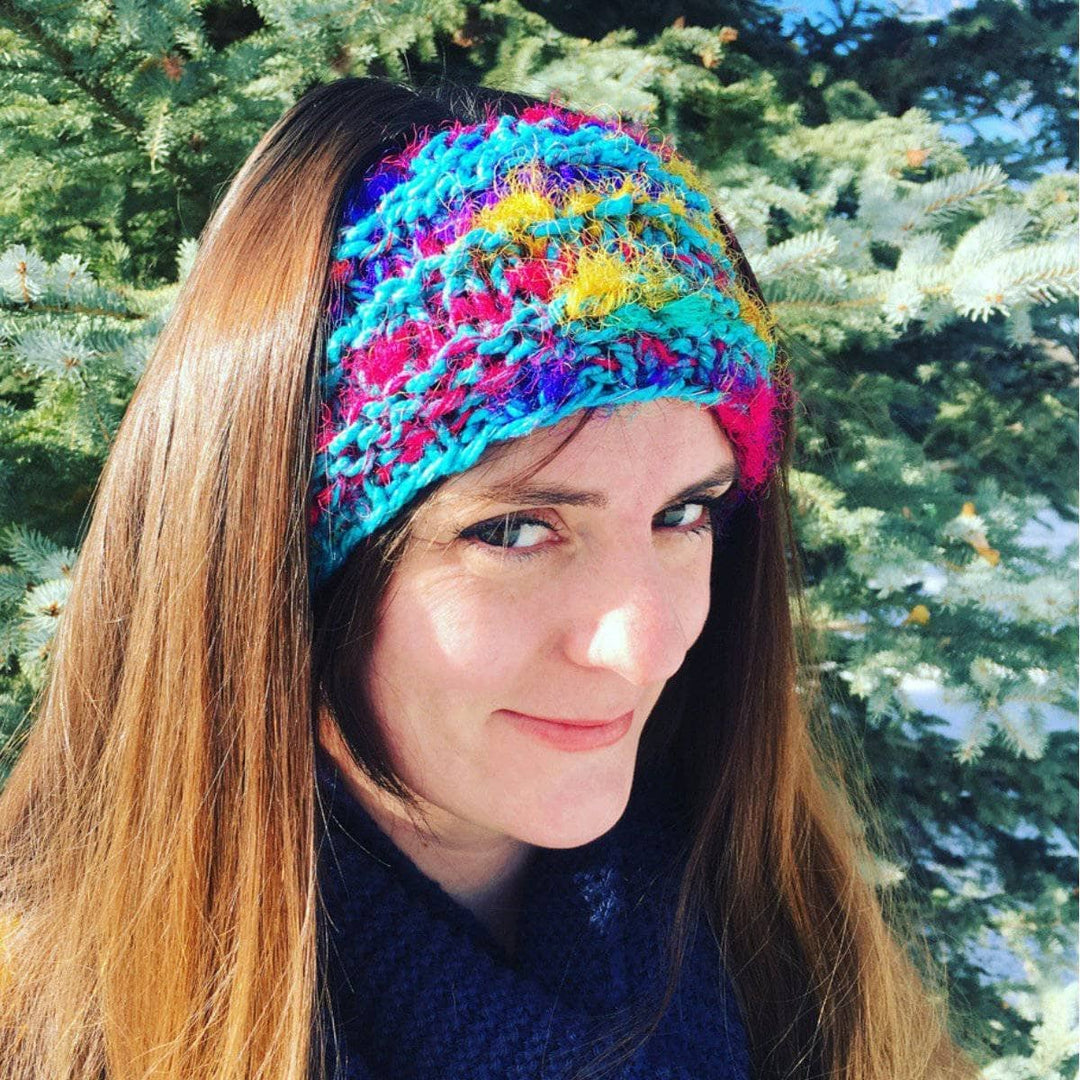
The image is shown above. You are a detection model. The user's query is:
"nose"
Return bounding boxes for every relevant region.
[560,552,696,688]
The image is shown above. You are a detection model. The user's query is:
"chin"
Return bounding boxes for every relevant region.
[518,774,635,850]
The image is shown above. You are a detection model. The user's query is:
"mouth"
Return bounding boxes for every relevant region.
[498,709,634,751]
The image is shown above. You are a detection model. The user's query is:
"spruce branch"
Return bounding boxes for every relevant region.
[2,301,144,321]
[0,525,76,581]
[70,367,115,449]
[754,229,840,279]
[899,163,1008,232]
[895,233,946,276]
[0,246,145,319]
[771,294,884,312]
[951,241,1079,320]
[0,566,31,607]
[141,99,173,174]
[1001,242,1080,306]
[0,0,185,181]
[949,206,1031,268]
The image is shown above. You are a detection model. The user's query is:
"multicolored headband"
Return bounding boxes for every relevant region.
[308,100,786,590]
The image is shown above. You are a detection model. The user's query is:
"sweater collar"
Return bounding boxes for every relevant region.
[314,748,749,1079]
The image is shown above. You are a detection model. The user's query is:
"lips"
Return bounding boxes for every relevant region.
[505,710,633,728]
[498,708,635,752]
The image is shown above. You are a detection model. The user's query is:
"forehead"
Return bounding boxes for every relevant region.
[426,400,736,508]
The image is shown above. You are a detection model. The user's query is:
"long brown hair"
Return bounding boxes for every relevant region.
[0,76,980,1079]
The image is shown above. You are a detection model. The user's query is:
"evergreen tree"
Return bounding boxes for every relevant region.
[792,0,1079,178]
[1,0,1076,1072]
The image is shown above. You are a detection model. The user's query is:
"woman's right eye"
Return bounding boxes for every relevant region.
[458,514,555,557]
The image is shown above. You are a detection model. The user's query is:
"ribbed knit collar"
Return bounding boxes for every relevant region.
[314,748,750,1080]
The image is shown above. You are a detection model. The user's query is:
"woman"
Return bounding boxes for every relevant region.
[0,77,979,1079]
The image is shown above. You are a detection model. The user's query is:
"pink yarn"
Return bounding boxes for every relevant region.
[712,380,784,487]
[502,258,557,300]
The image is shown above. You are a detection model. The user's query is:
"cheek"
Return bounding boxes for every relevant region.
[367,570,542,709]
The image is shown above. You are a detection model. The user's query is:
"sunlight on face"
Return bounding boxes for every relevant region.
[363,398,738,850]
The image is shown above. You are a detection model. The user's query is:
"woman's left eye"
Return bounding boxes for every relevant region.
[458,498,726,560]
[656,502,711,531]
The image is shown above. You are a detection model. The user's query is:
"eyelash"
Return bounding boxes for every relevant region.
[457,494,737,562]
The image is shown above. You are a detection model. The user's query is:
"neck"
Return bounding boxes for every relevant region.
[317,720,533,957]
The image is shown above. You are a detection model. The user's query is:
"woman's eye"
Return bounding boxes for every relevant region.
[458,497,729,560]
[657,502,710,531]
[459,515,554,555]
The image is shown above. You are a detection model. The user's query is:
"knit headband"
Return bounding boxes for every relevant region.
[308,100,785,590]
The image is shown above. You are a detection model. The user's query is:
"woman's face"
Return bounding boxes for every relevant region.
[363,398,737,850]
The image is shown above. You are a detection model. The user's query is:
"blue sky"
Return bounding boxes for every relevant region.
[776,0,980,34]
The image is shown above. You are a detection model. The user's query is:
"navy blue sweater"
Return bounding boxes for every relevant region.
[314,750,750,1079]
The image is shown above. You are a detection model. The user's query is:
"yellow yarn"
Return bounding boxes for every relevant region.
[557,247,635,319]
[555,246,683,319]
[472,169,556,258]
[466,165,756,330]
[731,280,777,343]
[662,152,711,197]
[658,192,688,219]
[564,186,605,219]
[554,172,698,317]
[709,222,733,257]
[634,247,686,309]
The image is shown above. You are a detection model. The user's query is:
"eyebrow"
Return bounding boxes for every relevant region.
[461,461,741,511]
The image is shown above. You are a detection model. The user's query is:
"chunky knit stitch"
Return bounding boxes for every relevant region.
[308,101,784,590]
[314,748,751,1079]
